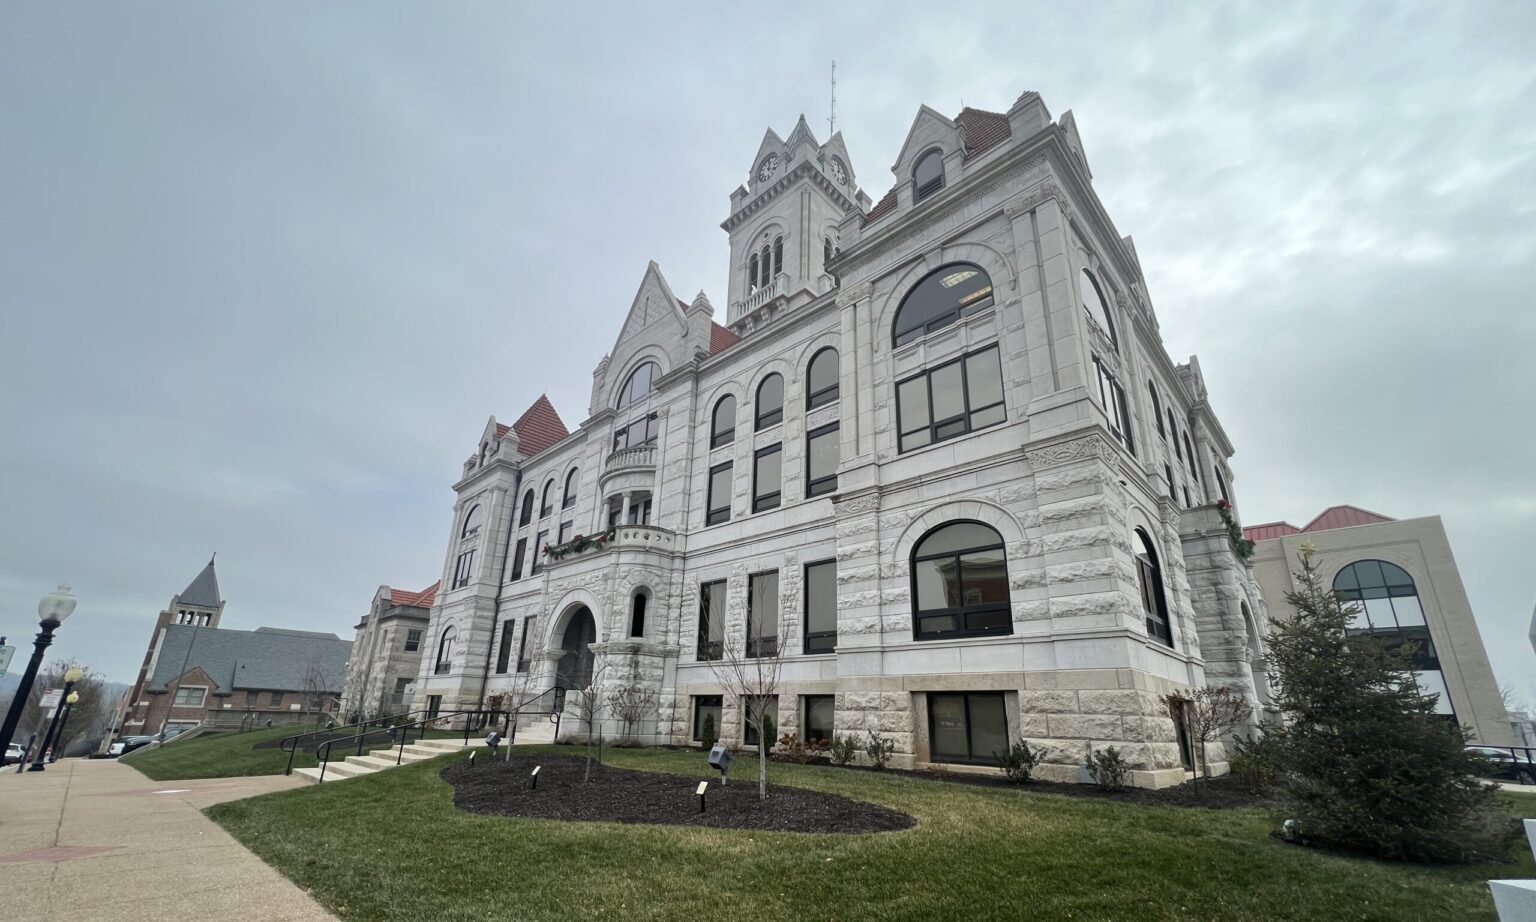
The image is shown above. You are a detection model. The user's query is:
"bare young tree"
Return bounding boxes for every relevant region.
[707,627,785,802]
[502,631,548,762]
[299,656,341,724]
[607,659,658,744]
[567,657,614,782]
[1166,686,1253,781]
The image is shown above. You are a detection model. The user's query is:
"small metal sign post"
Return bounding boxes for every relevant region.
[0,643,14,680]
[696,781,708,813]
[529,765,541,790]
[708,743,731,786]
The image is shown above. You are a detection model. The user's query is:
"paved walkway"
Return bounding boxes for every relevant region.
[0,758,337,921]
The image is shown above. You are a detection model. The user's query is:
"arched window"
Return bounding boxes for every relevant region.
[914,149,945,201]
[617,360,660,408]
[562,469,579,509]
[891,263,995,346]
[749,252,759,291]
[824,237,832,264]
[630,591,648,638]
[434,625,457,675]
[772,236,783,276]
[1149,383,1165,439]
[540,479,555,518]
[1214,466,1230,504]
[1184,432,1199,482]
[1134,529,1173,646]
[1079,269,1117,348]
[806,348,839,409]
[519,490,535,526]
[756,374,784,429]
[711,394,737,448]
[1171,415,1183,461]
[760,245,771,284]
[1333,561,1427,631]
[910,521,1010,640]
[461,504,483,539]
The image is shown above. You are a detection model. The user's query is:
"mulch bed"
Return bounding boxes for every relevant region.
[765,755,1272,809]
[441,754,915,834]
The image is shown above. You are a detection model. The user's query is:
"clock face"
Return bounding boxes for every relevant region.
[829,157,847,185]
[757,153,779,182]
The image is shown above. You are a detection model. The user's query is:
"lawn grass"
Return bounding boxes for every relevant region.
[120,726,464,781]
[207,745,1536,922]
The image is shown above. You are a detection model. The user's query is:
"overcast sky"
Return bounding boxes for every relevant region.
[3,3,1533,701]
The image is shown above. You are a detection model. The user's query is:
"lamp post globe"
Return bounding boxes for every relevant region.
[49,690,83,764]
[0,586,78,767]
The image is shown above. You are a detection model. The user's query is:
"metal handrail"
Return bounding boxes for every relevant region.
[280,710,430,776]
[314,708,506,783]
[501,686,565,749]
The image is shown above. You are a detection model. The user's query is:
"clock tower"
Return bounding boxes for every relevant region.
[720,115,869,334]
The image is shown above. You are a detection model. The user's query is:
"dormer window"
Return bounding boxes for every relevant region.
[914,149,945,202]
[617,360,659,408]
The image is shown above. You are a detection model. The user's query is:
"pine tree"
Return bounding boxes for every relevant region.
[1259,544,1515,862]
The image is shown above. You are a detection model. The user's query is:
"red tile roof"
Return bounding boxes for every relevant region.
[510,394,569,457]
[494,423,511,439]
[390,581,439,609]
[865,187,897,223]
[1242,504,1396,543]
[956,107,1012,158]
[709,322,740,354]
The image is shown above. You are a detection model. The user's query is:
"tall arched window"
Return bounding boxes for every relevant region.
[1184,432,1199,482]
[461,504,483,539]
[540,479,555,518]
[1214,466,1230,504]
[1134,529,1173,646]
[1149,383,1165,439]
[756,374,784,429]
[910,521,1010,640]
[806,348,839,409]
[562,469,579,509]
[434,625,457,675]
[749,252,759,291]
[519,490,535,526]
[711,394,737,448]
[914,149,945,201]
[772,236,783,277]
[617,360,660,408]
[892,263,995,346]
[1079,269,1117,348]
[760,245,771,284]
[824,237,833,264]
[1333,560,1449,714]
[630,590,648,638]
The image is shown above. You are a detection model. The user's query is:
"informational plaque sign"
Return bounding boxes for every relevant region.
[39,688,63,711]
[0,645,13,679]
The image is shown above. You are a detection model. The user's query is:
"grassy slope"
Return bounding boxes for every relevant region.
[208,745,1536,922]
[121,726,319,780]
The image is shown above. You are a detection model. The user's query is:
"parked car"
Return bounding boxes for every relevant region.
[1466,746,1536,783]
[3,742,25,765]
[108,736,156,757]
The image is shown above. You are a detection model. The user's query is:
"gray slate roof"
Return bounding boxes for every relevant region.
[148,623,351,694]
[179,558,222,608]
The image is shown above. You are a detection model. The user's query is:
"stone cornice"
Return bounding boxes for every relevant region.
[721,160,860,232]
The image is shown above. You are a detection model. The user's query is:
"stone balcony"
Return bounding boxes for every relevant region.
[728,273,787,324]
[542,524,680,570]
[601,445,657,489]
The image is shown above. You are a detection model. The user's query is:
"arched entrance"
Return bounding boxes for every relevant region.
[555,606,597,690]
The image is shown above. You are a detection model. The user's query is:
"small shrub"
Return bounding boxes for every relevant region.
[700,714,718,751]
[1229,734,1279,790]
[864,730,896,771]
[777,733,813,764]
[996,740,1039,784]
[828,733,858,766]
[1086,745,1130,792]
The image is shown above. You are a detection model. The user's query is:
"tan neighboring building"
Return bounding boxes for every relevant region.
[1246,505,1512,745]
[339,582,437,721]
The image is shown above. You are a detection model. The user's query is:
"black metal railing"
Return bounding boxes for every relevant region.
[280,710,431,776]
[314,707,509,783]
[1471,745,1536,782]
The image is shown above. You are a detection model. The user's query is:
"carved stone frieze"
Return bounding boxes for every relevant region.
[1023,433,1119,470]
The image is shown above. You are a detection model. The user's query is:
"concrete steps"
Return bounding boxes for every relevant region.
[294,733,553,784]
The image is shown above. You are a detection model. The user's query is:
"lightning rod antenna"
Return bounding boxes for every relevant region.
[828,61,837,135]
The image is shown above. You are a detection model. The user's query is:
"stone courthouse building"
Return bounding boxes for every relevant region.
[410,90,1268,786]
[338,582,437,720]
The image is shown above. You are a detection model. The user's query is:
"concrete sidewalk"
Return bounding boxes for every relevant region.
[0,758,337,921]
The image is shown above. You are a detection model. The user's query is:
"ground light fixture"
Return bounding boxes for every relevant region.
[32,663,84,771]
[0,586,78,763]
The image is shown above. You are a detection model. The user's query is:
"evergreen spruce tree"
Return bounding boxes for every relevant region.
[1260,545,1515,862]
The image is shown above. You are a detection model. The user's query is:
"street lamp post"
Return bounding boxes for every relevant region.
[31,665,82,772]
[0,586,78,761]
[48,689,82,763]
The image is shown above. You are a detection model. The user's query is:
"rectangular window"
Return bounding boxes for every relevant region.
[753,445,782,512]
[747,571,779,658]
[1094,356,1133,453]
[531,530,548,575]
[928,692,1008,765]
[404,629,422,653]
[509,538,527,582]
[805,423,839,497]
[804,695,835,744]
[803,560,837,654]
[451,548,476,590]
[697,580,726,661]
[270,691,284,707]
[558,521,573,544]
[426,694,442,720]
[245,690,258,707]
[172,686,206,707]
[1164,464,1176,500]
[516,617,536,672]
[706,462,732,525]
[391,678,411,707]
[613,413,660,451]
[692,695,723,743]
[896,345,1006,453]
[495,619,514,674]
[742,695,778,747]
[1414,670,1456,716]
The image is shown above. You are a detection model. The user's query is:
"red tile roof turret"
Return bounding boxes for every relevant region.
[390,581,439,609]
[511,394,569,457]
